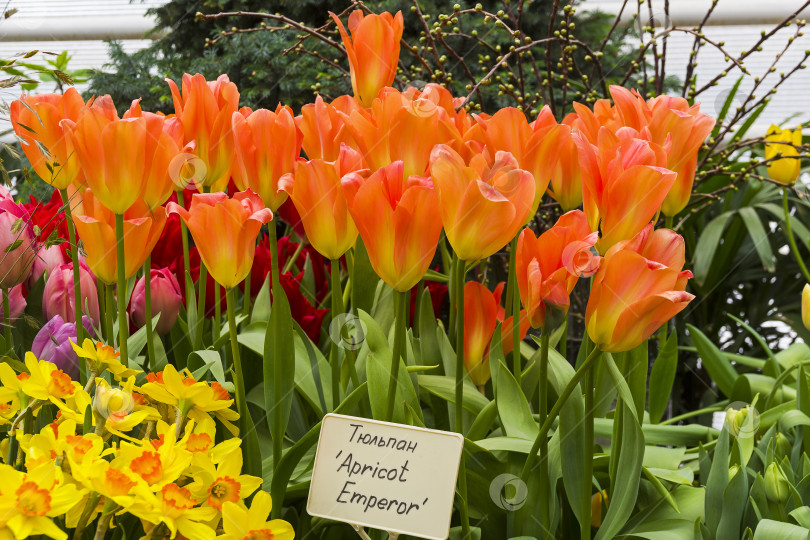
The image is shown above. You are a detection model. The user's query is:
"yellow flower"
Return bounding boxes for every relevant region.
[219,491,295,540]
[112,426,192,489]
[127,482,218,540]
[70,338,141,380]
[0,363,28,425]
[21,419,103,470]
[70,459,143,508]
[0,462,84,540]
[95,378,160,440]
[188,446,262,511]
[20,352,79,405]
[765,124,803,185]
[140,365,238,433]
[803,284,810,331]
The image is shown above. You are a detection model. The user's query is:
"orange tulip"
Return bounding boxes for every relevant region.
[516,210,599,328]
[331,10,404,107]
[429,144,535,262]
[10,88,108,189]
[231,106,302,211]
[464,281,529,387]
[61,104,164,215]
[474,106,569,211]
[279,146,361,260]
[342,88,463,180]
[586,224,694,352]
[72,189,166,285]
[122,100,184,210]
[610,86,715,215]
[297,94,364,161]
[166,73,239,191]
[341,161,442,292]
[541,110,583,211]
[167,190,273,290]
[574,127,677,253]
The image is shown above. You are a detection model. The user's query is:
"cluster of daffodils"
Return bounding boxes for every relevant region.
[0,343,295,540]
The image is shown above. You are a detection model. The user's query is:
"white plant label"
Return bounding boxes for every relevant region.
[307,413,465,540]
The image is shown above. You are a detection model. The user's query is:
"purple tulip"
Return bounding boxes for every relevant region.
[32,315,94,380]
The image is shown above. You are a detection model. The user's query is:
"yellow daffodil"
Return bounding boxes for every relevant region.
[188,447,262,511]
[94,378,160,441]
[70,459,144,509]
[112,426,192,489]
[0,363,29,422]
[20,352,79,405]
[765,124,803,185]
[140,365,238,434]
[21,419,103,470]
[127,482,218,540]
[0,462,84,540]
[219,491,295,540]
[70,338,141,380]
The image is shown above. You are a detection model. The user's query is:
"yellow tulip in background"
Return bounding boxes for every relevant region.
[765,124,803,185]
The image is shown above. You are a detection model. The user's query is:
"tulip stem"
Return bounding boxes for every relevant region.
[226,288,248,433]
[505,235,521,383]
[213,282,222,345]
[783,188,810,284]
[520,347,601,489]
[143,256,154,372]
[384,290,408,422]
[268,221,280,294]
[454,257,466,433]
[330,258,343,410]
[537,324,550,533]
[449,256,458,340]
[104,284,114,345]
[195,263,207,350]
[115,213,129,364]
[2,286,10,354]
[178,205,193,301]
[242,269,252,319]
[582,358,596,540]
[59,188,83,346]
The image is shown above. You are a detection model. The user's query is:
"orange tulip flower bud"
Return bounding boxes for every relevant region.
[541,109,583,212]
[342,161,442,292]
[72,189,166,285]
[166,73,239,191]
[297,95,364,161]
[430,144,535,262]
[279,147,361,260]
[585,224,694,353]
[232,106,302,211]
[464,281,529,387]
[331,10,404,107]
[575,128,677,253]
[167,190,273,290]
[516,210,599,328]
[10,88,95,189]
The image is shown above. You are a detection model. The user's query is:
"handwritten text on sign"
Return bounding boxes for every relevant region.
[307,414,464,540]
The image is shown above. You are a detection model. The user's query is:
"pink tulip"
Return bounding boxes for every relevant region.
[0,199,36,289]
[0,284,26,322]
[27,244,67,289]
[42,261,99,325]
[130,267,182,335]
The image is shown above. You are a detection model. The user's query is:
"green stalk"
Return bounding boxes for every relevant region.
[104,284,114,345]
[582,359,595,540]
[178,203,192,300]
[242,269,252,319]
[226,289,248,425]
[458,453,471,538]
[413,278,425,337]
[454,258,466,433]
[449,256,458,340]
[783,188,810,283]
[213,282,222,345]
[505,235,520,383]
[520,347,602,483]
[2,286,10,354]
[537,324,550,532]
[330,258,343,410]
[268,222,280,293]
[384,290,408,421]
[59,188,83,345]
[114,214,129,364]
[143,256,155,371]
[195,263,207,350]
